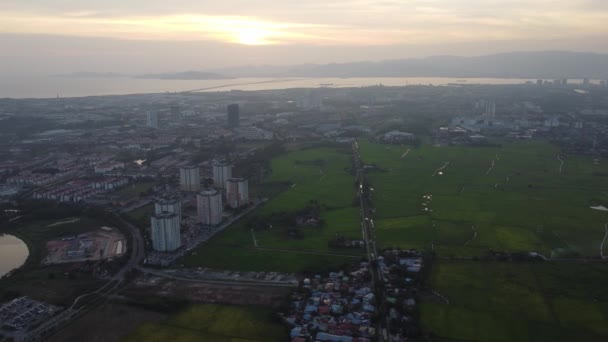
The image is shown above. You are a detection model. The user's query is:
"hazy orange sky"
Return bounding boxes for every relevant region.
[1,0,608,74]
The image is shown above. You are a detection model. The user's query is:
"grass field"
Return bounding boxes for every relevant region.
[421,261,608,341]
[0,216,110,305]
[360,140,608,257]
[255,145,361,251]
[49,303,166,342]
[179,146,363,272]
[125,304,288,342]
[116,181,157,197]
[124,203,154,228]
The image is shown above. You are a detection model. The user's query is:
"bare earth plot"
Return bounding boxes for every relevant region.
[44,228,126,264]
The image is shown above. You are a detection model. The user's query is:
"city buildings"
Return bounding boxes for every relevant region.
[474,99,496,117]
[212,162,232,189]
[146,111,159,129]
[297,89,323,110]
[197,189,223,225]
[154,196,182,222]
[225,178,249,208]
[179,166,200,192]
[235,126,274,140]
[150,212,181,252]
[0,297,60,331]
[94,161,125,174]
[227,103,240,127]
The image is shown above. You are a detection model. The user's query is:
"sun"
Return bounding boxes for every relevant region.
[236,29,274,45]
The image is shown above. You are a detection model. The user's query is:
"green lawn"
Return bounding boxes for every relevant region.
[360,140,608,257]
[125,204,154,228]
[421,261,608,341]
[125,304,288,342]
[116,181,157,197]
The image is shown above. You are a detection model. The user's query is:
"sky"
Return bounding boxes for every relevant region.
[1,0,608,75]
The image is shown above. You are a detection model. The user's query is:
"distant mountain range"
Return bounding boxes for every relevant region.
[136,71,230,80]
[54,72,128,78]
[57,51,608,80]
[56,71,230,80]
[214,51,608,79]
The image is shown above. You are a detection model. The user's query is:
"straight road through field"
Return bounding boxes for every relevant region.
[601,222,608,259]
[353,140,389,341]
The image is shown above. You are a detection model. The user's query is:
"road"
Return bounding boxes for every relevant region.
[114,216,146,280]
[352,140,389,341]
[601,222,608,259]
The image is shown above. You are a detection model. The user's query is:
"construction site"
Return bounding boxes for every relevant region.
[43,227,127,264]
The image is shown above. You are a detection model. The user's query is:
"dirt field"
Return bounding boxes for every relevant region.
[127,276,292,308]
[47,303,166,342]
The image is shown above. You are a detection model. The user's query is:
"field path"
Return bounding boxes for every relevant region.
[318,168,326,182]
[463,225,477,246]
[254,247,361,258]
[432,290,450,304]
[601,222,608,259]
[557,155,564,174]
[432,161,450,176]
[400,149,411,159]
[250,229,258,247]
[486,159,495,175]
[47,218,80,227]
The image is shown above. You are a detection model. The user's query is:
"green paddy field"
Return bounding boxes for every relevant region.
[179,140,608,341]
[422,261,608,341]
[359,140,608,258]
[359,139,608,341]
[125,304,287,342]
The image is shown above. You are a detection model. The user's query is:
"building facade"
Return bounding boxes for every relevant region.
[154,196,182,222]
[227,103,239,127]
[225,178,249,209]
[197,189,223,225]
[212,163,232,189]
[146,111,159,129]
[150,212,181,252]
[179,166,201,192]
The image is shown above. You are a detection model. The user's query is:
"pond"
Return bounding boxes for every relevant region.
[0,234,29,278]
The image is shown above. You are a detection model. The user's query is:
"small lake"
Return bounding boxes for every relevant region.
[0,234,29,278]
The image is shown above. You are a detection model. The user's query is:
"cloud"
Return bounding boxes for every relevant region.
[2,0,608,75]
[1,1,608,46]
